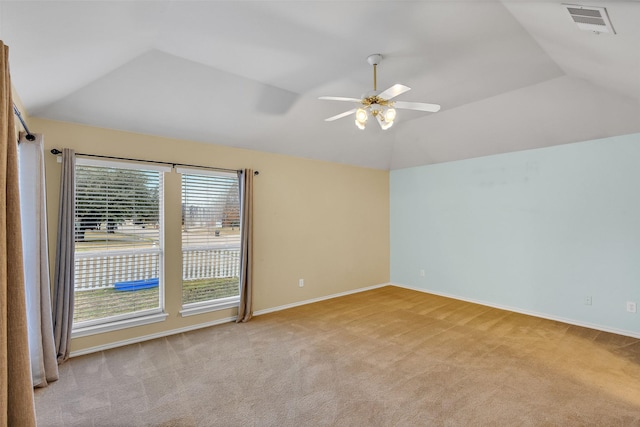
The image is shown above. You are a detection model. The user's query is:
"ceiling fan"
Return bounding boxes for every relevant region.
[319,54,441,130]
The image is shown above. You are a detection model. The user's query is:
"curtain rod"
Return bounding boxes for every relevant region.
[49,149,259,175]
[13,103,36,141]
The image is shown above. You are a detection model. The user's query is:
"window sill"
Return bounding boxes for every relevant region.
[180,297,240,317]
[72,311,169,338]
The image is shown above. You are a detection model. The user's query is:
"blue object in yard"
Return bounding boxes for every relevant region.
[114,278,159,292]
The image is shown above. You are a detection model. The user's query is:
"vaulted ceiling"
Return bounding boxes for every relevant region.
[2,1,640,170]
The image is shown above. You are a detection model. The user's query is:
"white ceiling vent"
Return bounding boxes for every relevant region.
[564,4,616,34]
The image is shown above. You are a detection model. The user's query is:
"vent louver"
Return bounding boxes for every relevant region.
[564,4,616,34]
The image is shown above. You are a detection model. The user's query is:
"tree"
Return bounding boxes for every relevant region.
[221,180,240,229]
[75,165,160,241]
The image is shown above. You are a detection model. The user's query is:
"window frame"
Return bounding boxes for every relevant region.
[71,157,170,337]
[176,166,241,316]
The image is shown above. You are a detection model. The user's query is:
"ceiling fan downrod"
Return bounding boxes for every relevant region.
[367,54,383,92]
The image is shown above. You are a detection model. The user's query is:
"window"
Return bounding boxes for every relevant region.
[73,159,167,330]
[179,168,241,314]
[71,158,242,332]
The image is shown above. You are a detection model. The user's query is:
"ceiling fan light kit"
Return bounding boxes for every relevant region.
[319,54,441,130]
[355,108,368,129]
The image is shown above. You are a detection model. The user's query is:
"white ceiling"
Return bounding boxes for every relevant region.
[2,1,640,170]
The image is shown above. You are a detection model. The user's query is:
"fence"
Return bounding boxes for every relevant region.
[74,246,240,291]
[182,246,240,281]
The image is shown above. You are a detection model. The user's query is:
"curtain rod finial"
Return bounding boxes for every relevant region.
[254,171,259,176]
[51,149,62,155]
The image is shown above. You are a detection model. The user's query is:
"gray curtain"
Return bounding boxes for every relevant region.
[52,148,75,363]
[236,169,254,323]
[1,41,37,426]
[18,133,59,387]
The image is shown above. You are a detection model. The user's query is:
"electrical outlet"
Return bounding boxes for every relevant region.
[419,269,425,277]
[298,279,304,288]
[626,301,636,313]
[584,296,592,306]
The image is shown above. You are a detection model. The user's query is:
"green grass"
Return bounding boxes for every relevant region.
[73,277,240,324]
[181,277,240,304]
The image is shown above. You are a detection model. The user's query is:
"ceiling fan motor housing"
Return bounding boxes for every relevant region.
[362,90,381,99]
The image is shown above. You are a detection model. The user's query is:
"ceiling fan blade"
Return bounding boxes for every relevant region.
[378,84,411,100]
[325,108,358,122]
[319,96,362,103]
[393,100,441,113]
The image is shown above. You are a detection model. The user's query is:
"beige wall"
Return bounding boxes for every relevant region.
[32,118,390,353]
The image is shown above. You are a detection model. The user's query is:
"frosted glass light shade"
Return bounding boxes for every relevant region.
[356,108,368,123]
[384,108,396,122]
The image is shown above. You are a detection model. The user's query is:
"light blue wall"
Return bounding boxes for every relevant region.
[390,133,640,336]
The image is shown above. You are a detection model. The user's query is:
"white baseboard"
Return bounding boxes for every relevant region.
[391,283,640,340]
[253,282,391,317]
[70,282,391,358]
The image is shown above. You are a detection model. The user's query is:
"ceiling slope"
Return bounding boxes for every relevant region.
[2,1,639,170]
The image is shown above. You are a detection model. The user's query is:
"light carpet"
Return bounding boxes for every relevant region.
[34,286,640,426]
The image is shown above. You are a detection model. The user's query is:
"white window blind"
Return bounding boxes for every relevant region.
[73,160,165,328]
[179,168,240,308]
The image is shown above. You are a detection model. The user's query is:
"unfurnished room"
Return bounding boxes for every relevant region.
[1,1,640,426]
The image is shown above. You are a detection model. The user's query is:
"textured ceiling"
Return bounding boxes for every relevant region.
[2,1,640,170]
